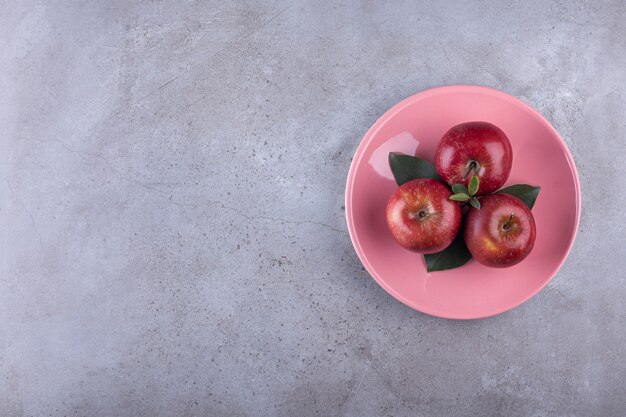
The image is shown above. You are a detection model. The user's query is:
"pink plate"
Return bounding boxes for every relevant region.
[345,85,581,319]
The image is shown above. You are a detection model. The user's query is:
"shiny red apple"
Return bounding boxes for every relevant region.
[386,178,462,254]
[464,193,536,268]
[434,121,512,195]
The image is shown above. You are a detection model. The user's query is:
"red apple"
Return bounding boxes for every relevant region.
[386,178,462,253]
[464,193,536,268]
[434,121,512,195]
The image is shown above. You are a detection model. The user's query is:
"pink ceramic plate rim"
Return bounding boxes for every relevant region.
[345,85,582,319]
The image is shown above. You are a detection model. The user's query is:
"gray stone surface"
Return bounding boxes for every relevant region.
[1,0,625,416]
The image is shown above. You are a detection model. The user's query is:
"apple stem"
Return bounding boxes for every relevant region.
[463,160,479,179]
[503,214,513,230]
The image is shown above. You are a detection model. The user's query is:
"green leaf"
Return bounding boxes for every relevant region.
[468,175,479,196]
[469,197,481,210]
[449,193,470,202]
[424,232,472,272]
[497,184,541,209]
[451,184,469,195]
[388,153,440,185]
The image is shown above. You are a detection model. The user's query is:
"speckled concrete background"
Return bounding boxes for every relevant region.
[1,1,625,416]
